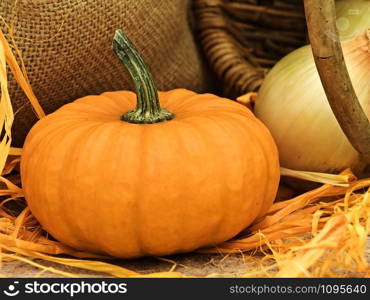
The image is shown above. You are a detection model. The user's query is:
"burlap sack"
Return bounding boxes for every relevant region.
[0,0,213,146]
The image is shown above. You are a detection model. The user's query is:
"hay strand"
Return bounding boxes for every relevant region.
[0,28,45,119]
[0,20,369,278]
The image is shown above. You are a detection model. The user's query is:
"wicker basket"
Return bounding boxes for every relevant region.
[194,0,307,97]
[194,0,370,183]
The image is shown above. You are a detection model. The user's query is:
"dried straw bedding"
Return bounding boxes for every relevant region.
[0,3,369,278]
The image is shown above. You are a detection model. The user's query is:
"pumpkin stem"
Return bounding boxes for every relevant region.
[112,30,174,124]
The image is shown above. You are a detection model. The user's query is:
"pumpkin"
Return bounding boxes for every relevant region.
[20,30,280,258]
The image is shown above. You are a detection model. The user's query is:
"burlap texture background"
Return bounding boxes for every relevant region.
[0,0,214,146]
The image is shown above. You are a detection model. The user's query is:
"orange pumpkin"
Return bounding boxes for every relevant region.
[20,30,280,258]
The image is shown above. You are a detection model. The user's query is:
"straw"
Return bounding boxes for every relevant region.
[0,25,369,278]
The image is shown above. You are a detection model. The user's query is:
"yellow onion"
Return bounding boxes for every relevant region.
[336,0,370,39]
[254,26,370,174]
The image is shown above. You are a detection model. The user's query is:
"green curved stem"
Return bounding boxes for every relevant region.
[112,29,174,124]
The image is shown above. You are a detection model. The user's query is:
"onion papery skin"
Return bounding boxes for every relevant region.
[254,32,370,174]
[336,0,370,40]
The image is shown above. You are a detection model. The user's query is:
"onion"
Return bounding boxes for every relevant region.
[254,11,370,175]
[336,0,370,39]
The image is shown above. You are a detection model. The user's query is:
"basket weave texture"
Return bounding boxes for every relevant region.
[194,0,307,97]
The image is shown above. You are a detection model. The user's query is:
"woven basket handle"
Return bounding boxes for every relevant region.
[304,0,370,173]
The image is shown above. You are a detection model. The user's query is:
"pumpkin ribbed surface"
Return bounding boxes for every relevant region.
[21,89,279,258]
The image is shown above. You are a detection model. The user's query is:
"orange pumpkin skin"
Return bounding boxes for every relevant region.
[21,89,279,258]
